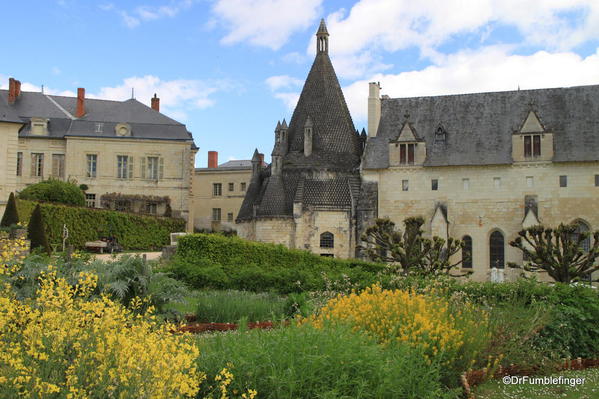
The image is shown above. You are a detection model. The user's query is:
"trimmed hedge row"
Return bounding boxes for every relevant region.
[168,234,386,293]
[16,199,186,250]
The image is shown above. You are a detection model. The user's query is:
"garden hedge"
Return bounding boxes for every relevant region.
[16,199,185,250]
[169,234,386,293]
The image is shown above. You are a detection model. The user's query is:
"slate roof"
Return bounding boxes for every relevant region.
[216,160,252,168]
[0,90,194,142]
[363,85,599,169]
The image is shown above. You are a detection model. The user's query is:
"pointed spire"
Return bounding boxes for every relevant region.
[316,18,329,54]
[361,128,367,138]
[281,118,288,129]
[252,148,260,162]
[275,120,281,131]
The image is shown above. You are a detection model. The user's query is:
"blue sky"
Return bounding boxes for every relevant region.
[2,0,599,167]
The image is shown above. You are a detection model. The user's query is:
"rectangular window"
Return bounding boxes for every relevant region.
[95,123,103,133]
[145,202,158,215]
[31,153,44,177]
[228,183,234,192]
[241,182,247,191]
[493,177,501,188]
[524,136,532,157]
[595,175,599,187]
[213,183,222,196]
[526,176,534,188]
[560,175,567,187]
[533,135,541,157]
[51,154,65,178]
[399,143,415,165]
[227,212,234,222]
[402,179,409,191]
[16,152,22,176]
[431,179,438,191]
[115,200,131,212]
[463,178,470,191]
[212,208,221,221]
[86,154,97,178]
[117,155,133,179]
[85,193,96,208]
[147,157,159,180]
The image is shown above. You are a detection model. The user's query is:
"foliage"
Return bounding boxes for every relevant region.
[28,204,51,254]
[0,270,201,397]
[1,192,19,227]
[196,323,459,399]
[194,290,286,323]
[509,224,599,283]
[16,199,185,250]
[360,217,469,277]
[169,234,386,293]
[19,178,85,206]
[304,284,488,383]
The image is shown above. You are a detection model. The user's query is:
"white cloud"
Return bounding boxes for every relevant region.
[265,75,303,91]
[274,92,300,111]
[342,46,599,122]
[212,0,323,50]
[100,1,194,28]
[51,67,61,75]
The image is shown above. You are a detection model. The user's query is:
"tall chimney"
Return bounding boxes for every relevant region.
[258,153,265,166]
[8,78,16,104]
[208,151,218,168]
[368,82,381,137]
[15,80,21,98]
[76,88,85,118]
[151,93,160,112]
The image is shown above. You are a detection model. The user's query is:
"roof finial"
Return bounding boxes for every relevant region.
[316,18,329,54]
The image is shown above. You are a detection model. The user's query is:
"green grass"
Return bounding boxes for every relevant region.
[473,368,599,399]
[195,323,459,399]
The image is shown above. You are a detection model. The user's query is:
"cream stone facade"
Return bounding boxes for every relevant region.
[0,79,196,230]
[192,152,253,232]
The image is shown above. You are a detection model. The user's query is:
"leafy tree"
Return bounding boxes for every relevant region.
[28,204,51,254]
[1,192,19,227]
[19,178,85,206]
[509,224,599,283]
[359,217,468,276]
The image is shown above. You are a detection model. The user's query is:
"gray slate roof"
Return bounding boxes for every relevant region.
[218,160,252,168]
[0,90,194,142]
[363,85,599,168]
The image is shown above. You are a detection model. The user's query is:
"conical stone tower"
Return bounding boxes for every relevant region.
[237,19,362,258]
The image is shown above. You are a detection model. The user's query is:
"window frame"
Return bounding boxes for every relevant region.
[86,154,97,178]
[16,152,22,176]
[559,175,567,188]
[213,183,222,196]
[489,230,505,269]
[462,235,473,268]
[212,208,221,222]
[402,179,409,191]
[241,182,247,191]
[228,182,234,192]
[320,232,335,248]
[431,179,438,191]
[85,193,96,208]
[31,153,44,177]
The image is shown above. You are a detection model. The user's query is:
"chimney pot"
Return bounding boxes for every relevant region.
[76,88,85,118]
[8,78,16,104]
[208,151,218,168]
[151,93,160,112]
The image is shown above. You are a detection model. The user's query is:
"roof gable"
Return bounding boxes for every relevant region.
[520,110,545,133]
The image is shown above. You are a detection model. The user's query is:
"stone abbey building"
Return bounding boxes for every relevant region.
[238,20,599,281]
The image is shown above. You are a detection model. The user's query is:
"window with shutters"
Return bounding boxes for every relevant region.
[141,156,163,180]
[51,154,65,179]
[489,230,505,269]
[86,154,97,178]
[117,155,133,179]
[16,152,22,176]
[31,153,44,177]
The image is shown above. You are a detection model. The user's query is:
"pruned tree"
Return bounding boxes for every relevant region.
[509,224,599,283]
[359,217,469,277]
[1,192,19,227]
[28,204,51,255]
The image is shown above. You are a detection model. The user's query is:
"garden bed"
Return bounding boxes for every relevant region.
[175,320,284,334]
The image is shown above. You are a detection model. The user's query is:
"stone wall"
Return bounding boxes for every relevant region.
[0,121,20,214]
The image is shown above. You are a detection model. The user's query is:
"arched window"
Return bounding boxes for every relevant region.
[320,232,334,248]
[573,221,591,252]
[462,235,473,268]
[489,231,505,269]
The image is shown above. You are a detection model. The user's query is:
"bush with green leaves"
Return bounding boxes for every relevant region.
[19,178,85,206]
[196,323,459,399]
[16,199,185,250]
[1,192,19,227]
[168,234,386,293]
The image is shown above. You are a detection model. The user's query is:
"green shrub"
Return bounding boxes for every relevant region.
[19,178,85,206]
[27,204,50,254]
[193,290,287,322]
[195,323,459,399]
[168,234,386,293]
[1,192,19,227]
[16,199,185,250]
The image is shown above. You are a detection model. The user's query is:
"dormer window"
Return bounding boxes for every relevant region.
[30,118,48,135]
[399,143,415,165]
[524,134,541,158]
[115,123,131,137]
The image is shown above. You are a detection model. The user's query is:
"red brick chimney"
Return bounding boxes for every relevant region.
[208,151,218,168]
[15,80,21,97]
[258,153,265,166]
[8,78,16,104]
[151,93,160,112]
[76,88,85,118]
